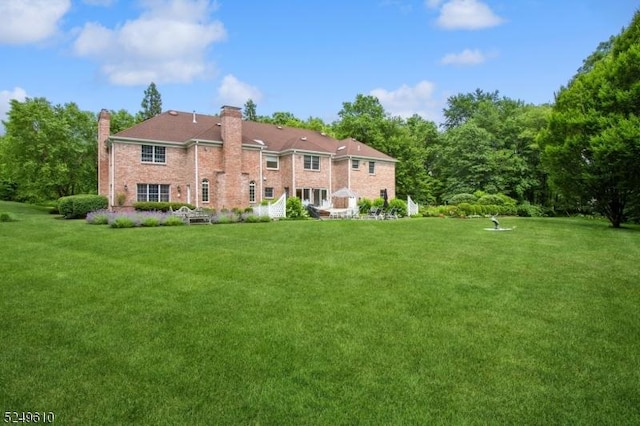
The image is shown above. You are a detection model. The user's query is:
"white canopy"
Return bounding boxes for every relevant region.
[331,187,359,198]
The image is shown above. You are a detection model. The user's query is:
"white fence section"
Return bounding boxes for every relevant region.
[407,196,419,216]
[253,193,287,219]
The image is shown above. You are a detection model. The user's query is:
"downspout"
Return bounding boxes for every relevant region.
[110,141,115,208]
[329,154,333,199]
[292,150,296,197]
[194,141,199,208]
[347,156,351,189]
[259,148,264,204]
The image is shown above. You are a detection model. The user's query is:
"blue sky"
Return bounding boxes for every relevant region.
[0,0,638,130]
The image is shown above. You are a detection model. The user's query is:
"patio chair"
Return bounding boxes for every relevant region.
[385,208,399,219]
[367,207,383,220]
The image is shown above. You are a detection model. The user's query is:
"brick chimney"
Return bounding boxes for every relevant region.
[220,105,243,208]
[97,109,110,200]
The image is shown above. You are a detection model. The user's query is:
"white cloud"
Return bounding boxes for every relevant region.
[73,0,227,85]
[440,48,488,65]
[0,0,71,44]
[0,87,28,134]
[433,0,503,30]
[82,0,116,6]
[370,81,441,121]
[217,75,263,107]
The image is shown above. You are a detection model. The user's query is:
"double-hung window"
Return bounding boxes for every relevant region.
[352,159,360,169]
[369,161,376,174]
[266,155,279,169]
[304,155,320,171]
[137,184,169,202]
[141,145,166,163]
[264,187,274,199]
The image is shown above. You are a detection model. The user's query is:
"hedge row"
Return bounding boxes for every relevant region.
[420,202,545,218]
[133,202,196,212]
[58,194,108,219]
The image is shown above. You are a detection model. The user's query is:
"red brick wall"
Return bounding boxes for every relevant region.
[220,106,243,208]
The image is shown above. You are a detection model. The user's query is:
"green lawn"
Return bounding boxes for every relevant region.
[1,201,639,425]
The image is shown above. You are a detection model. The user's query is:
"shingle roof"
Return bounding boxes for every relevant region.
[113,110,396,161]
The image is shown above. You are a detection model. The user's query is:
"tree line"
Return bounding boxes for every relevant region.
[1,11,640,227]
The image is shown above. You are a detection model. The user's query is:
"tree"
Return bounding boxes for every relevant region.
[442,89,499,130]
[243,99,257,121]
[540,11,640,227]
[438,90,550,203]
[137,82,162,122]
[333,94,439,203]
[1,98,96,201]
[109,109,136,134]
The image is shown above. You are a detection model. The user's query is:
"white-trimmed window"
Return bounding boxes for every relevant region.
[137,184,169,202]
[352,159,360,169]
[369,161,376,174]
[141,145,166,163]
[201,179,209,203]
[304,155,320,170]
[266,155,279,169]
[264,187,274,199]
[249,181,256,203]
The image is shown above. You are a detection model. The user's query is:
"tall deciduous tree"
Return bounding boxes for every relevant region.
[540,11,640,227]
[437,90,549,203]
[109,109,136,134]
[1,98,96,201]
[137,82,162,121]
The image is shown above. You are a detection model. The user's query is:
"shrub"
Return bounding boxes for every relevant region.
[163,215,185,226]
[0,212,15,222]
[457,202,474,216]
[448,193,477,205]
[243,214,270,223]
[517,202,544,217]
[286,197,308,219]
[58,194,108,219]
[358,198,373,212]
[387,198,407,217]
[214,215,232,224]
[498,193,517,206]
[133,202,195,212]
[86,209,110,225]
[141,216,161,227]
[477,194,504,206]
[243,214,260,223]
[110,216,136,228]
[372,197,385,208]
[0,180,18,201]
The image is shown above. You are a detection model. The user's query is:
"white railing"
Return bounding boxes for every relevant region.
[407,195,419,216]
[253,193,287,219]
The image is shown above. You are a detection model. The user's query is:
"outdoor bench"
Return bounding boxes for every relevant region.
[171,206,212,224]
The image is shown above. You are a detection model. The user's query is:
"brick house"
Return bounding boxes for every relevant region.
[98,105,396,210]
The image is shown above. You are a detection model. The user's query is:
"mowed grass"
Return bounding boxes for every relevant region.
[1,201,639,425]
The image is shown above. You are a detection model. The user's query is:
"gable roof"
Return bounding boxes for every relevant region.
[113,110,396,161]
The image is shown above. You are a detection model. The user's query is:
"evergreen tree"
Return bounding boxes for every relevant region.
[243,99,257,121]
[137,82,162,122]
